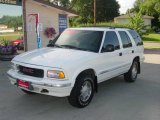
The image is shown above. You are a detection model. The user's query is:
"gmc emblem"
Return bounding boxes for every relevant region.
[23,68,34,74]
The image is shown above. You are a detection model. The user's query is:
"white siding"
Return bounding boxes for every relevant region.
[25,0,68,50]
[115,18,152,26]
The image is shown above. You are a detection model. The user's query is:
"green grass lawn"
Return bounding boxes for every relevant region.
[0,32,23,41]
[142,33,160,42]
[142,33,160,49]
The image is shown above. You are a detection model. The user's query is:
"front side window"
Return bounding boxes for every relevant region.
[102,31,120,51]
[118,31,132,48]
[51,29,104,52]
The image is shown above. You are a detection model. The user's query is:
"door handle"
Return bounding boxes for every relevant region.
[119,52,122,56]
[132,50,134,53]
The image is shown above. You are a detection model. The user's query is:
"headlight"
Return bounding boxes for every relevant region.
[47,70,65,79]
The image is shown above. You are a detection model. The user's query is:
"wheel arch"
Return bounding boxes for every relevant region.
[133,56,141,74]
[73,68,98,92]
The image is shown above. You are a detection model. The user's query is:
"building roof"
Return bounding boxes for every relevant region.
[33,0,78,17]
[114,14,154,20]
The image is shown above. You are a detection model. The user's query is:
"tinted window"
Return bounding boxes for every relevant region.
[119,31,132,48]
[53,30,104,52]
[102,31,120,51]
[128,30,143,46]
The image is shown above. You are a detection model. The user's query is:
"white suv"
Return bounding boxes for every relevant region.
[7,27,144,108]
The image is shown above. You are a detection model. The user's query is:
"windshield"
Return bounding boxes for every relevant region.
[48,29,104,52]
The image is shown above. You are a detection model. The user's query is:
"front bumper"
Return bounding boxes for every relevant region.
[7,69,72,97]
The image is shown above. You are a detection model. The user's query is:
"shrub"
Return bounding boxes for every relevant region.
[0,38,17,55]
[0,38,10,46]
[0,45,17,55]
[44,27,56,38]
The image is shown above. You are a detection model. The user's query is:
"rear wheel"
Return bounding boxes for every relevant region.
[124,60,139,82]
[68,74,94,108]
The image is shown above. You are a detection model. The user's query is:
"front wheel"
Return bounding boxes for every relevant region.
[68,74,94,108]
[124,60,139,82]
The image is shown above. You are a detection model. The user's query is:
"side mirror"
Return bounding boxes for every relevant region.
[102,44,115,53]
[49,40,52,44]
[47,40,53,47]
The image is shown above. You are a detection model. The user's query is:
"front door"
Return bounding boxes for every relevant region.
[97,31,124,83]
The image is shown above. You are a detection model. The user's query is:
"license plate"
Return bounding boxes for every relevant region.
[17,80,29,89]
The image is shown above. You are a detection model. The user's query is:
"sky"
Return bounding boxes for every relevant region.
[117,0,136,14]
[0,0,136,18]
[0,4,22,18]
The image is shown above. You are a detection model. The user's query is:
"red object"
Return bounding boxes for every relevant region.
[17,80,29,88]
[12,39,24,45]
[29,14,39,33]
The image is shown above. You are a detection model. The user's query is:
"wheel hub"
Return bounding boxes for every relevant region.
[80,81,92,102]
[132,63,138,79]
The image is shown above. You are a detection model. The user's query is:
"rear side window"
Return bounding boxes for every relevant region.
[128,30,143,46]
[103,31,120,50]
[118,31,132,48]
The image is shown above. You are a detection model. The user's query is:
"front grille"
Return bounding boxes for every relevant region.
[19,65,44,78]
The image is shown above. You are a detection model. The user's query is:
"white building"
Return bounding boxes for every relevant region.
[0,24,14,33]
[0,25,8,30]
[0,29,15,33]
[114,14,154,26]
[23,0,78,51]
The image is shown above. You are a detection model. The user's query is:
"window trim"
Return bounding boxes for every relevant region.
[53,29,104,53]
[118,31,133,49]
[128,30,143,46]
[100,31,120,53]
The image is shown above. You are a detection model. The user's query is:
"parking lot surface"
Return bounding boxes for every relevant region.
[0,50,160,120]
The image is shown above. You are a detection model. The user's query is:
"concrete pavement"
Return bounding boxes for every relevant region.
[0,50,160,120]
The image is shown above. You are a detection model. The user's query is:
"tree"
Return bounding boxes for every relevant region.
[133,0,144,12]
[46,0,71,8]
[131,0,160,28]
[71,0,93,24]
[70,0,120,25]
[59,0,70,8]
[0,16,23,31]
[96,0,120,22]
[128,10,148,36]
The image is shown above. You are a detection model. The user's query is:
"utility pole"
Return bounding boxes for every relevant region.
[22,0,28,51]
[94,0,96,26]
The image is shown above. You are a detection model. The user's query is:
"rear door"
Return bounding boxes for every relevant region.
[118,31,135,72]
[128,30,144,62]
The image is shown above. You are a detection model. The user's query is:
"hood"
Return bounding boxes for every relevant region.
[13,47,95,68]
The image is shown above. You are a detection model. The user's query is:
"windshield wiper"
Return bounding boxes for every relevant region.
[54,44,63,48]
[48,44,62,48]
[61,45,93,52]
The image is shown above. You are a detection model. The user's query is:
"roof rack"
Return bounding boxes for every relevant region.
[81,26,131,29]
[81,26,115,29]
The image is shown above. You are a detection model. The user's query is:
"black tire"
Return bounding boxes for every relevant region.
[68,73,94,108]
[21,89,35,94]
[124,60,139,82]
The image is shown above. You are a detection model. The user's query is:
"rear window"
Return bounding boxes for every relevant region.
[128,30,143,46]
[118,31,132,48]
